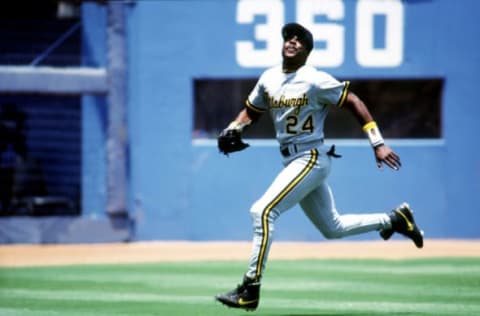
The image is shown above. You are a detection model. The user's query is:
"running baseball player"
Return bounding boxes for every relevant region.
[215,23,424,311]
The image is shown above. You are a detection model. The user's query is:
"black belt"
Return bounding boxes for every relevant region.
[280,144,342,158]
[280,144,297,157]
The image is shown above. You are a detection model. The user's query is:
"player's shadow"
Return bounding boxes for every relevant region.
[261,314,353,316]
[261,313,420,316]
[264,313,419,316]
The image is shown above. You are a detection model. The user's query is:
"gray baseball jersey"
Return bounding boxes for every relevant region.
[246,64,350,147]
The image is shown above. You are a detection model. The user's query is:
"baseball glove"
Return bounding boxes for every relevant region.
[218,129,249,156]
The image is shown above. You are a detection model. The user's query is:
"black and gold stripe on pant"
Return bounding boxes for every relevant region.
[254,149,318,279]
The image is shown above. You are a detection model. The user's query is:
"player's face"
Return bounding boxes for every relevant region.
[282,35,309,62]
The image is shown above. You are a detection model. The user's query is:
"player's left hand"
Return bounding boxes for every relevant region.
[374,144,401,170]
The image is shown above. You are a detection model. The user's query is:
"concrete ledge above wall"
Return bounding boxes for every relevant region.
[0,66,107,94]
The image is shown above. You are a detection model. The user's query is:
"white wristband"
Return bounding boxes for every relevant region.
[362,121,384,147]
[227,120,250,131]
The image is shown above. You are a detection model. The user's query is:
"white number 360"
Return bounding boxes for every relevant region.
[236,0,404,68]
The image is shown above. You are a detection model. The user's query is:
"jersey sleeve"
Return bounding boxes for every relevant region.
[246,75,268,114]
[314,72,350,108]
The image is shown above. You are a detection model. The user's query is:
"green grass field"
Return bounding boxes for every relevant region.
[1,258,479,316]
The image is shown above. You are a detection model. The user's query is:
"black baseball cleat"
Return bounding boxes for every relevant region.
[383,202,424,248]
[215,275,260,311]
[379,227,394,240]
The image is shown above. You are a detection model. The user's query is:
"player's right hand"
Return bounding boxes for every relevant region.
[217,129,249,156]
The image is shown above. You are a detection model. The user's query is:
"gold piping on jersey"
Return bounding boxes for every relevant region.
[254,149,318,280]
[245,99,266,113]
[336,81,350,108]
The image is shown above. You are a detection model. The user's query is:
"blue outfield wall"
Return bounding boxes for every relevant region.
[82,0,480,241]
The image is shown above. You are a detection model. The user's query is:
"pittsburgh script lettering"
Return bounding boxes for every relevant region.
[266,93,309,114]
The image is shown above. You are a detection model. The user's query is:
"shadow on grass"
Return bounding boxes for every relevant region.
[258,312,422,316]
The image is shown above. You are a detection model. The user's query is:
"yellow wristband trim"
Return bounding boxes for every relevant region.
[362,121,378,132]
[362,121,384,147]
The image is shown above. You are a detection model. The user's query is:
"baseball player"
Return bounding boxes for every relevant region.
[215,23,424,311]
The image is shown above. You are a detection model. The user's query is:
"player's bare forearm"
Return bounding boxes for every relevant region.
[234,108,254,126]
[227,107,261,130]
[239,107,262,123]
[222,107,261,134]
[343,92,373,125]
[343,92,401,170]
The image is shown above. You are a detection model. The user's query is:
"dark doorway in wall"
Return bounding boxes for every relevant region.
[193,78,443,139]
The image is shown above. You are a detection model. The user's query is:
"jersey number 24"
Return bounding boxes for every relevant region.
[286,115,314,134]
